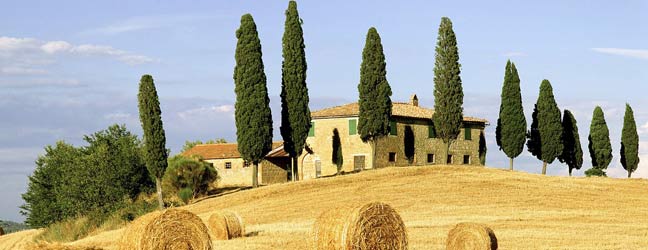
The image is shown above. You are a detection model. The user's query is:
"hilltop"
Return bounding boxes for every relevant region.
[2,165,648,249]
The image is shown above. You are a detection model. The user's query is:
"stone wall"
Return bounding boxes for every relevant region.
[262,157,290,184]
[374,118,485,167]
[299,117,373,179]
[205,158,253,187]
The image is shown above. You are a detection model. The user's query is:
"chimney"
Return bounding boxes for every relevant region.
[409,94,418,107]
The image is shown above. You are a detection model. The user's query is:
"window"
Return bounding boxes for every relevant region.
[464,127,472,140]
[225,162,232,169]
[428,123,436,138]
[349,119,357,135]
[389,121,397,135]
[388,152,396,162]
[447,155,453,164]
[427,154,434,163]
[463,155,470,165]
[308,122,315,137]
[243,161,250,168]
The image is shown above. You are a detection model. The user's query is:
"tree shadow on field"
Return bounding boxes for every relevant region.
[245,231,261,237]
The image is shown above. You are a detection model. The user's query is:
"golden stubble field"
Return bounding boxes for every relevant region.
[3,165,648,249]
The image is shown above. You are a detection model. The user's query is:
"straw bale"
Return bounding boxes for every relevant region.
[446,222,497,250]
[118,209,212,250]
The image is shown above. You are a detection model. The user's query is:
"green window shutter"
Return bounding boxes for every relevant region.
[464,127,472,140]
[390,121,397,135]
[349,119,357,135]
[308,122,315,137]
[428,123,436,138]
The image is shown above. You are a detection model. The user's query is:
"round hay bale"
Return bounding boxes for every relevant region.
[206,211,245,240]
[312,201,408,250]
[446,222,498,250]
[222,211,244,239]
[118,209,212,250]
[206,213,229,240]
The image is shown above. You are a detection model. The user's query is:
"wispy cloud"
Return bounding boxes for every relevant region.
[0,66,48,75]
[85,14,222,35]
[591,48,648,60]
[0,78,84,88]
[0,36,157,67]
[177,104,234,120]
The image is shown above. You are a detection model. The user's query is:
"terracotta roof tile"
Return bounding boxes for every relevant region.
[182,141,284,160]
[311,102,488,123]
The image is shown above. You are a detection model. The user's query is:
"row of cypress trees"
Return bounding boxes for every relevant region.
[495,62,639,177]
[233,2,311,187]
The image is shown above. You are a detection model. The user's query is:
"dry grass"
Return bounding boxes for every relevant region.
[313,201,407,249]
[446,222,497,250]
[5,165,648,249]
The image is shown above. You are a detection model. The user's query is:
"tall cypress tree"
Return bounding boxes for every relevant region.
[558,110,583,176]
[280,1,311,182]
[496,60,526,170]
[526,104,541,160]
[433,17,464,164]
[331,128,343,175]
[357,27,392,168]
[621,104,639,178]
[532,79,562,175]
[234,14,273,188]
[587,106,612,176]
[137,74,168,209]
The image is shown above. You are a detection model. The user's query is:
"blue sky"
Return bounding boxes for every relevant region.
[2,0,648,222]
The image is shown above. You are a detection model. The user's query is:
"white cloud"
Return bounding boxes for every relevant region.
[0,36,156,67]
[41,41,72,54]
[85,14,221,35]
[104,112,132,120]
[591,48,648,60]
[0,66,48,75]
[0,78,83,88]
[637,121,648,135]
[177,105,234,120]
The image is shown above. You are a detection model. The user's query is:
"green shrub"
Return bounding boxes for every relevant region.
[163,155,218,198]
[178,187,193,204]
[585,168,607,177]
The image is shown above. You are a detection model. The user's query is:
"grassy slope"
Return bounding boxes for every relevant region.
[4,165,648,249]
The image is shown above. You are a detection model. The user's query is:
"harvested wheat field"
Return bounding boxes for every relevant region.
[4,165,648,249]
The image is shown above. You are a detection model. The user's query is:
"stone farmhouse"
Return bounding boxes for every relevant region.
[184,94,488,187]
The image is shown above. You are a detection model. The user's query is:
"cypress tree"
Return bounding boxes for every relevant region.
[357,27,392,167]
[496,60,526,170]
[234,14,273,188]
[532,80,563,175]
[621,104,639,178]
[137,74,168,209]
[587,106,612,176]
[280,1,311,182]
[526,104,541,160]
[558,110,583,176]
[433,17,464,164]
[479,131,487,165]
[331,128,343,175]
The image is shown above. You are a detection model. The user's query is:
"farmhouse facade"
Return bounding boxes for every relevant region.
[298,94,488,180]
[182,142,291,187]
[184,94,488,187]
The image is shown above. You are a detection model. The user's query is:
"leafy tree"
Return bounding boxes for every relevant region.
[331,128,344,174]
[163,155,218,199]
[433,17,464,164]
[357,27,392,168]
[530,80,562,175]
[558,110,583,176]
[21,125,153,228]
[496,60,526,170]
[588,106,612,176]
[585,168,607,177]
[181,138,227,154]
[137,74,168,209]
[234,14,273,188]
[621,104,639,178]
[21,141,80,227]
[280,1,311,181]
